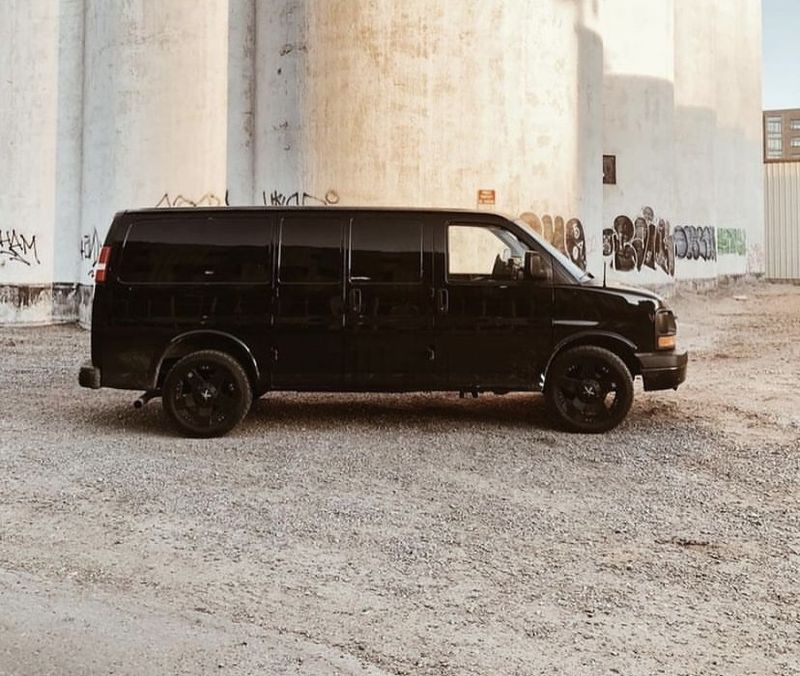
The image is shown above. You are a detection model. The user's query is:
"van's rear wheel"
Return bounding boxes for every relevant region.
[163,350,252,438]
[545,346,633,433]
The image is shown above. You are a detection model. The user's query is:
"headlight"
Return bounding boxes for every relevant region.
[655,309,677,350]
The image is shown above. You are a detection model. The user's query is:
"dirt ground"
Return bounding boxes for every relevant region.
[1,281,799,676]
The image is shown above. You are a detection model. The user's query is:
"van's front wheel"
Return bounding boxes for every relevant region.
[545,346,633,433]
[163,350,252,438]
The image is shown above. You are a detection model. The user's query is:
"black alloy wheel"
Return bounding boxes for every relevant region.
[163,350,252,438]
[545,345,634,433]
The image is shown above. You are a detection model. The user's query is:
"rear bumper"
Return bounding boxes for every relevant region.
[79,361,102,389]
[636,350,688,392]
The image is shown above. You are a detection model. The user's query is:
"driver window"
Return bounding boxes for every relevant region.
[447,224,528,282]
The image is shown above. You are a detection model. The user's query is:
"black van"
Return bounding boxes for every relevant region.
[79,208,687,437]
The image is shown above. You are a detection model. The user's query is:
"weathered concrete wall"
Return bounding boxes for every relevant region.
[0,1,59,322]
[601,0,764,285]
[601,0,676,285]
[0,0,765,325]
[256,0,603,274]
[75,0,235,323]
[712,0,764,278]
[80,0,231,274]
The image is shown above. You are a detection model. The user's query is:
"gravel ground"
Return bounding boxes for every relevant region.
[1,281,799,676]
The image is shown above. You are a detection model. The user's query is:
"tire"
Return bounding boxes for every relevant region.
[545,345,634,433]
[162,350,253,438]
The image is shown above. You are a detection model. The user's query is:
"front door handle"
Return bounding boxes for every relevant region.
[349,287,363,313]
[437,288,449,314]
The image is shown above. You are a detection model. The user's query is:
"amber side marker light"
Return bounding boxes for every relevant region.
[94,246,111,283]
[657,335,676,350]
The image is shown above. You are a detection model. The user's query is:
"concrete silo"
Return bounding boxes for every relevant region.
[709,0,764,278]
[255,0,604,272]
[672,0,718,281]
[0,0,83,323]
[79,0,232,303]
[600,0,677,284]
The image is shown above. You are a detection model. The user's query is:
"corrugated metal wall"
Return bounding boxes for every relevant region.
[765,162,800,280]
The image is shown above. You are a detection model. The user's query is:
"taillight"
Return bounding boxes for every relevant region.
[95,246,111,283]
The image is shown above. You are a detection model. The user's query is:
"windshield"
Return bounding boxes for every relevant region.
[513,218,590,282]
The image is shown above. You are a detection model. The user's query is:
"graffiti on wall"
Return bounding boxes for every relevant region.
[601,207,747,276]
[80,228,101,278]
[0,229,41,267]
[602,207,676,276]
[263,189,340,207]
[518,212,586,271]
[153,189,342,208]
[717,228,747,256]
[155,192,229,208]
[673,225,716,262]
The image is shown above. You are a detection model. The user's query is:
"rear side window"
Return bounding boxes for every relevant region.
[350,217,423,283]
[118,216,270,284]
[279,216,344,284]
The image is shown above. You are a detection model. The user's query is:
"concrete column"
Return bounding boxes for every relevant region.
[601,0,677,285]
[255,0,602,272]
[711,0,764,277]
[54,0,87,319]
[0,0,58,322]
[79,0,231,301]
[226,0,256,206]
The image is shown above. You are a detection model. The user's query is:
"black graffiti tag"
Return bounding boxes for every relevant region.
[602,207,675,276]
[155,192,229,208]
[81,228,101,277]
[0,229,41,267]
[264,189,341,207]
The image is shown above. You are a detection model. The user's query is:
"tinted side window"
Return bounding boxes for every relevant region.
[118,216,270,283]
[279,216,344,284]
[350,217,423,284]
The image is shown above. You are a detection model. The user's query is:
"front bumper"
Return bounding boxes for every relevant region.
[79,361,102,389]
[636,350,688,392]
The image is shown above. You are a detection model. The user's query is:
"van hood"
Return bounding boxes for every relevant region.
[581,279,668,308]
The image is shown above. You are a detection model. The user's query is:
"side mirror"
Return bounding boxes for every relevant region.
[525,251,552,283]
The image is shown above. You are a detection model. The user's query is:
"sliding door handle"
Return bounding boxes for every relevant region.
[348,287,363,313]
[436,288,449,314]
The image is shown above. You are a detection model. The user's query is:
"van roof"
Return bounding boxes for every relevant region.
[122,206,512,219]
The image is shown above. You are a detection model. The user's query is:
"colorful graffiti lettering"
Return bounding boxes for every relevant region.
[602,207,675,276]
[518,213,586,271]
[717,228,747,256]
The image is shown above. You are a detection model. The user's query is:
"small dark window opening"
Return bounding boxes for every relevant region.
[279,216,344,284]
[350,217,423,284]
[603,155,617,185]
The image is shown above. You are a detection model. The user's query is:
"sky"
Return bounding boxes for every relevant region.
[763,0,800,109]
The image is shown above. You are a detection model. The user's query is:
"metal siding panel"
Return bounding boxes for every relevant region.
[765,161,800,280]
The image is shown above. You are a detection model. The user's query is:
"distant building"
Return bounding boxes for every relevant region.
[763,108,800,280]
[764,109,800,162]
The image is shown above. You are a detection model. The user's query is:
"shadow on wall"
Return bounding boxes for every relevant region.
[573,0,604,274]
[597,80,759,279]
